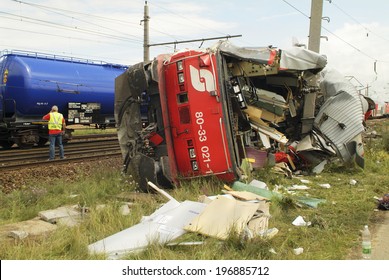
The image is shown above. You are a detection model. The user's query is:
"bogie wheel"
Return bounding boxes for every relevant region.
[37,137,48,147]
[0,141,14,149]
[14,138,34,149]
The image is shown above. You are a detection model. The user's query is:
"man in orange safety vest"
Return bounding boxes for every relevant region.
[42,105,66,160]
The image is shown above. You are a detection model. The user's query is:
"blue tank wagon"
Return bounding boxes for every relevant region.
[0,50,127,148]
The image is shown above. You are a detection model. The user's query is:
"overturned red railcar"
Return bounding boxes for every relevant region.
[115,40,369,191]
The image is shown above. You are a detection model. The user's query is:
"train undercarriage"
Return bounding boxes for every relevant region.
[0,122,72,149]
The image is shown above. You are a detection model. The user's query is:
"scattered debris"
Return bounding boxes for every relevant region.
[349,179,357,186]
[312,160,328,174]
[258,228,279,239]
[8,230,29,240]
[232,180,325,208]
[299,179,311,184]
[167,241,206,247]
[56,216,81,228]
[294,196,326,208]
[292,216,312,227]
[38,205,82,224]
[0,218,57,241]
[288,185,310,190]
[119,203,132,216]
[222,189,269,201]
[147,181,175,201]
[363,130,381,138]
[184,195,262,240]
[1,203,98,241]
[269,248,278,255]
[232,181,282,201]
[88,199,206,259]
[318,183,331,189]
[377,194,389,210]
[249,179,268,190]
[87,180,279,259]
[87,182,209,259]
[293,247,304,255]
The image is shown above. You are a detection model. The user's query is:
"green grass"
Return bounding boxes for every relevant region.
[0,120,388,260]
[70,126,117,136]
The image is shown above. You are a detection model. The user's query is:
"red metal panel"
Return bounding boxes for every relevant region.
[161,50,234,179]
[157,54,178,182]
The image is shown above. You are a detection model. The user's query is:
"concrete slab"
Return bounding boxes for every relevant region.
[38,205,81,223]
[56,216,82,227]
[8,230,29,240]
[0,218,57,241]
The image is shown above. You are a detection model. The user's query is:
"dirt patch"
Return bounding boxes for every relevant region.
[347,210,389,260]
[371,210,389,259]
[0,156,122,194]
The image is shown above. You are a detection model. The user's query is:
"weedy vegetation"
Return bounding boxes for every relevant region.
[71,126,117,136]
[0,119,388,260]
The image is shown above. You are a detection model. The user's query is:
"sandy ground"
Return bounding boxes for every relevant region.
[371,211,389,260]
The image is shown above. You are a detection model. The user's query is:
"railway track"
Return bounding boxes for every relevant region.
[0,136,122,171]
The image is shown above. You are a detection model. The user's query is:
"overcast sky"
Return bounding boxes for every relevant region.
[1,0,388,104]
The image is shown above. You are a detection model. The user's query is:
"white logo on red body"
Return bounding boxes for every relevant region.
[189,65,215,93]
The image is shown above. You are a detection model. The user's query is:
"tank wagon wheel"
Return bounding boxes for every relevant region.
[95,124,107,130]
[0,141,13,149]
[37,137,48,147]
[14,139,34,149]
[62,129,73,145]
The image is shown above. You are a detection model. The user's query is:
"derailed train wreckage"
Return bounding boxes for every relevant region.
[115,40,373,191]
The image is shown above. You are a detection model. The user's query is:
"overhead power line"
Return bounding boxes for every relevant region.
[7,0,221,51]
[8,0,167,46]
[0,11,143,44]
[147,1,238,49]
[6,0,144,42]
[281,0,309,18]
[148,35,242,48]
[149,1,228,37]
[10,0,141,26]
[281,0,389,64]
[0,25,137,46]
[330,0,389,44]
